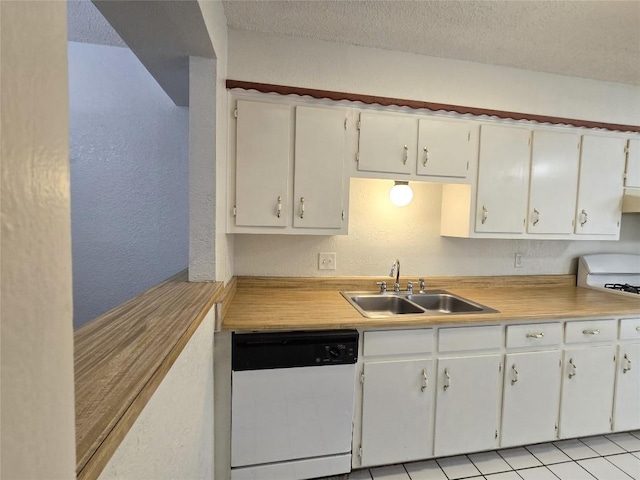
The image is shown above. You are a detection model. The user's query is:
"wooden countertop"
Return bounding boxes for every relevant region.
[74,271,228,480]
[223,275,640,331]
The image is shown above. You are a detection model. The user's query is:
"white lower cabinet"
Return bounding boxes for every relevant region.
[559,345,617,438]
[501,350,562,447]
[360,359,434,467]
[434,354,502,457]
[356,319,636,471]
[613,342,640,431]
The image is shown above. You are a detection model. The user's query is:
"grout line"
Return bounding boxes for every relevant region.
[601,454,635,480]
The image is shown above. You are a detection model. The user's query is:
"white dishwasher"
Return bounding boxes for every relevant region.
[231,330,359,480]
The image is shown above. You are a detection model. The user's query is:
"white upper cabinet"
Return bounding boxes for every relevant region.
[293,106,346,230]
[357,111,418,175]
[235,100,291,228]
[527,131,580,234]
[416,119,475,178]
[475,125,531,234]
[231,99,348,234]
[625,138,640,188]
[574,135,626,235]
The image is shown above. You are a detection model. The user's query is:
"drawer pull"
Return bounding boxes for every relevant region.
[421,369,428,392]
[568,358,577,379]
[623,354,632,374]
[582,329,600,335]
[636,326,640,332]
[526,332,544,339]
[511,364,519,385]
[443,368,450,391]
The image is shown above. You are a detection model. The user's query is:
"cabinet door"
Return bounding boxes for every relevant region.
[575,135,626,235]
[293,106,345,229]
[625,139,640,188]
[501,351,562,447]
[235,100,291,227]
[559,345,616,438]
[357,112,417,175]
[434,354,502,457]
[475,125,531,233]
[527,131,580,234]
[360,359,433,467]
[416,119,473,178]
[613,343,640,431]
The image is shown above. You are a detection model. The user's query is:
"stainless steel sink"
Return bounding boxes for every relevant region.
[407,293,485,313]
[342,290,497,318]
[351,295,424,316]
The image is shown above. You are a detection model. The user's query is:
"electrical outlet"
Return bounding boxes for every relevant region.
[318,252,336,270]
[514,253,523,268]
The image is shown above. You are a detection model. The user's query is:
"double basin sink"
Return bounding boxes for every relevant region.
[341,290,498,319]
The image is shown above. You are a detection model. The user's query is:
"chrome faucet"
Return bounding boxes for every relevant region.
[389,259,401,292]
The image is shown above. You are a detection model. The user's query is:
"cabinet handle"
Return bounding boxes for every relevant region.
[582,329,600,335]
[511,364,519,385]
[421,369,428,392]
[532,208,540,226]
[623,354,632,374]
[579,209,588,226]
[276,196,282,218]
[422,146,429,166]
[636,326,640,331]
[443,368,450,391]
[299,197,305,219]
[526,332,544,339]
[568,358,577,379]
[402,145,408,165]
[481,205,488,224]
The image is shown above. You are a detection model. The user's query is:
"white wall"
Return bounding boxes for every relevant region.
[0,2,76,478]
[228,29,640,126]
[68,41,189,328]
[198,0,233,283]
[228,30,640,278]
[234,179,640,277]
[99,308,215,480]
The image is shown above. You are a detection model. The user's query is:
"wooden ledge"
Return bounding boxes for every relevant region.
[74,271,226,480]
[226,80,640,134]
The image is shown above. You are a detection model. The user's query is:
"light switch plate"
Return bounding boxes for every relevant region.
[318,252,336,270]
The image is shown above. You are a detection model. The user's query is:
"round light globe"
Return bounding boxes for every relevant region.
[389,181,413,207]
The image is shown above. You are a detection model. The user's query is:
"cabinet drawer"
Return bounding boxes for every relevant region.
[620,318,640,340]
[438,325,502,352]
[506,323,562,348]
[363,329,433,356]
[565,319,616,344]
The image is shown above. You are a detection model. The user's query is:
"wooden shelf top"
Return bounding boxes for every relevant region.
[74,271,224,480]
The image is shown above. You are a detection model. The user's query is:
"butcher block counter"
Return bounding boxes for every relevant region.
[223,275,640,332]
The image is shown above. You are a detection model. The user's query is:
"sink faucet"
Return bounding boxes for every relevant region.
[389,259,400,292]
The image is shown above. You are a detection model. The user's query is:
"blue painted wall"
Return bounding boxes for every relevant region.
[69,42,189,329]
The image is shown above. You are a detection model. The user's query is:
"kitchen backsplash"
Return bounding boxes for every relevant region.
[233,178,640,277]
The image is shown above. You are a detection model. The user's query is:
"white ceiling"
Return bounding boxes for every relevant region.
[223,0,640,86]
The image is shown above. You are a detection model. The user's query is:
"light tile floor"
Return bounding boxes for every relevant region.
[331,431,640,480]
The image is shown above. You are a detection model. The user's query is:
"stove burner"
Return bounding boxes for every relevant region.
[605,283,640,294]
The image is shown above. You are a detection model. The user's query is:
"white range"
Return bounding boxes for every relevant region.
[577,253,640,297]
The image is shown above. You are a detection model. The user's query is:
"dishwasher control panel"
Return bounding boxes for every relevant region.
[232,330,359,371]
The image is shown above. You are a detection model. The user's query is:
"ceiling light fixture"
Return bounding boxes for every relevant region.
[389,181,413,207]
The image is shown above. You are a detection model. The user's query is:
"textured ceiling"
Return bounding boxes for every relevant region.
[223,0,640,86]
[67,0,127,47]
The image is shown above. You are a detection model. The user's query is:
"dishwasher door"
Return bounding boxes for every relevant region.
[231,329,359,474]
[231,363,357,467]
